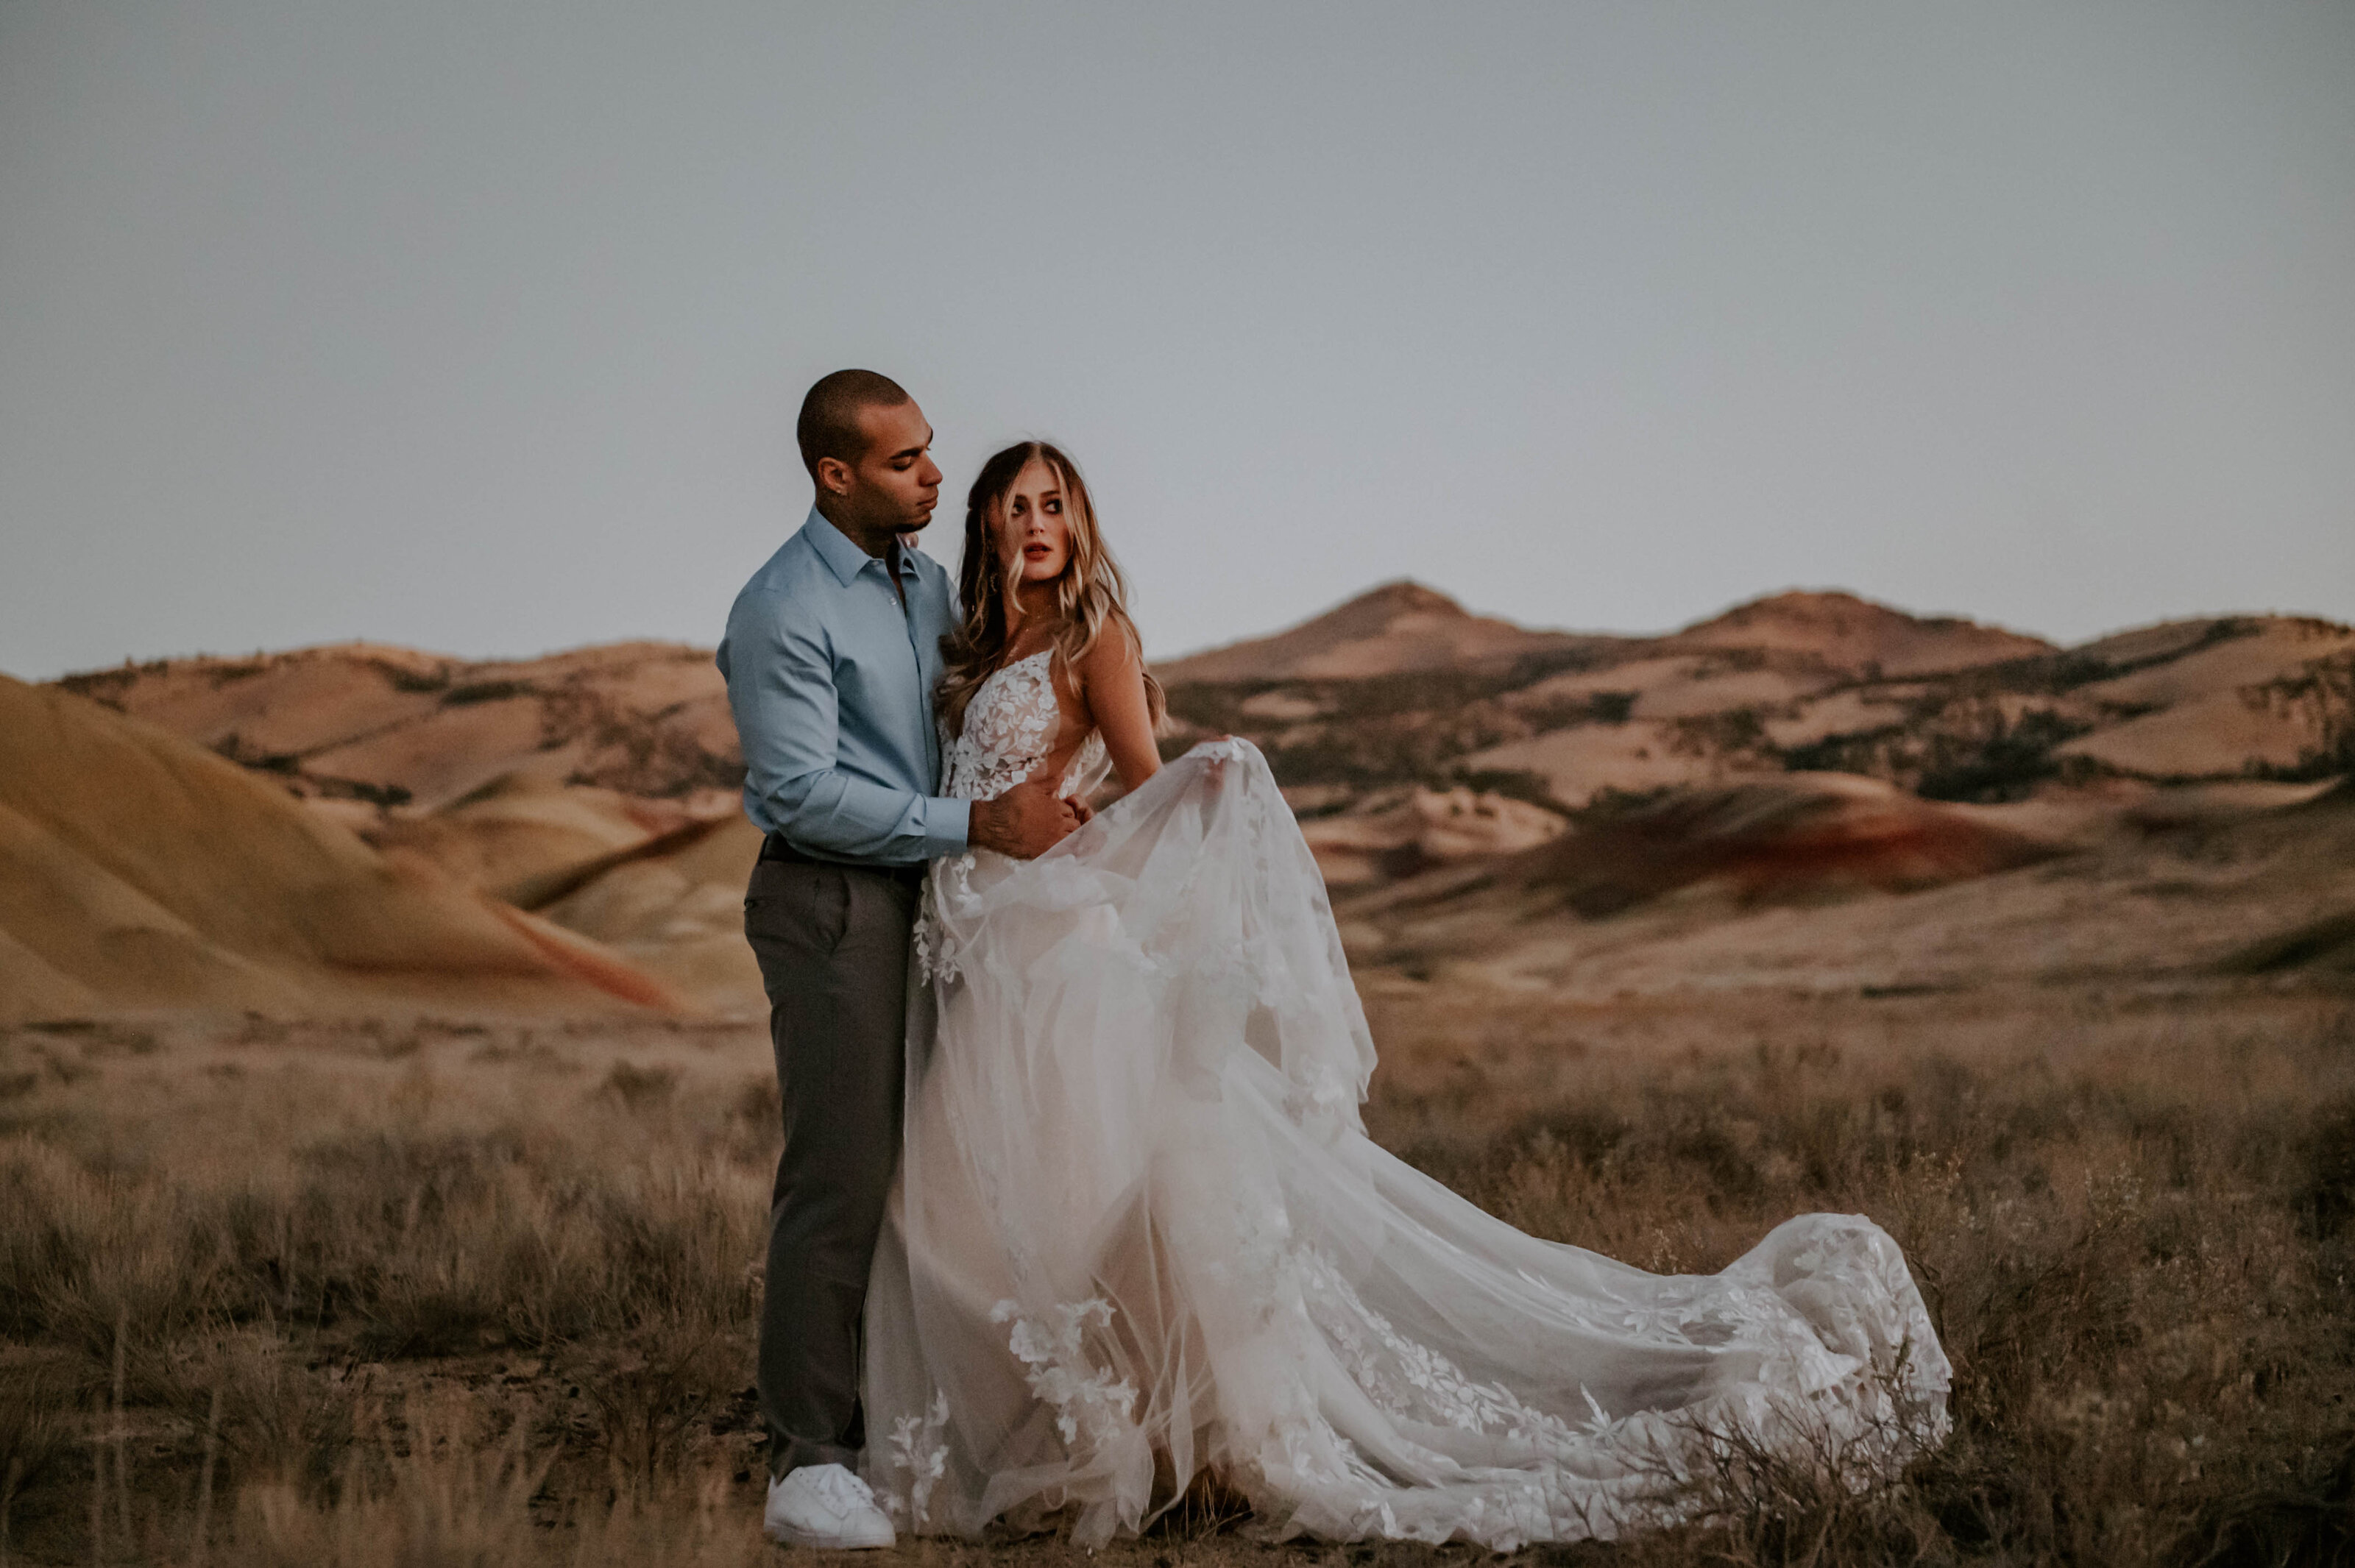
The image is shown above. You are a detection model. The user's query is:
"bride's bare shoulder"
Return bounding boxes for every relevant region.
[1073,620,1145,691]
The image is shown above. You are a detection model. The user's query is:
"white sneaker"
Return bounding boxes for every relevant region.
[763,1462,897,1550]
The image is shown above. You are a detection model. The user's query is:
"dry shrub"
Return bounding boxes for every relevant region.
[2183,1436,2355,1567]
[1,1119,762,1365]
[0,1369,73,1547]
[0,1138,219,1358]
[561,1318,745,1484]
[188,1329,357,1492]
[229,1393,554,1568]
[602,1060,681,1111]
[2297,1092,2355,1243]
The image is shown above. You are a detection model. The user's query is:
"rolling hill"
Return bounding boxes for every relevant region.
[1161,585,2354,812]
[14,581,2348,1021]
[53,640,740,811]
[0,675,681,1020]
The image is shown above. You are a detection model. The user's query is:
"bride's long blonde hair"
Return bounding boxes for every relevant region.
[937,441,1165,740]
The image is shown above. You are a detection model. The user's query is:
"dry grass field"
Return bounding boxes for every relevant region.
[4,971,2352,1567]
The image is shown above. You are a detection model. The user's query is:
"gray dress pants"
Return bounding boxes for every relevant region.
[743,853,918,1478]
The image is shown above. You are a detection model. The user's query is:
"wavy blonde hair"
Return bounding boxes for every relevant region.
[938,441,1165,740]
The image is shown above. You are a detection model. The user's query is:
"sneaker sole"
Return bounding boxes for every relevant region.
[764,1520,896,1550]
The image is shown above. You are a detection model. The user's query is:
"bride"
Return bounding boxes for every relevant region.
[859,441,1950,1550]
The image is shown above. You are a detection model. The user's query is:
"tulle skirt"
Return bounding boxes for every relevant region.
[863,741,1949,1550]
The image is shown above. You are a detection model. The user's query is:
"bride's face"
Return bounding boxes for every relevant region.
[999,458,1071,587]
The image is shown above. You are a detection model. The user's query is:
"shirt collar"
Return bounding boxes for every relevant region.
[801,508,924,586]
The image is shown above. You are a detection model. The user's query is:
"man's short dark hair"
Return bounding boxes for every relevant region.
[796,369,913,478]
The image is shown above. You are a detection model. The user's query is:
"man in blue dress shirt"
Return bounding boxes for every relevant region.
[719,369,1077,1547]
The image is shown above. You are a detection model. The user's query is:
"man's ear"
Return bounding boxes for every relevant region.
[814,455,854,497]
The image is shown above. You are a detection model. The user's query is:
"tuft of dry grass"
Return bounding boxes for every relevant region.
[0,990,2351,1565]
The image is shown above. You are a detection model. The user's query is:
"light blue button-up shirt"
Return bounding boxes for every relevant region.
[718,509,971,865]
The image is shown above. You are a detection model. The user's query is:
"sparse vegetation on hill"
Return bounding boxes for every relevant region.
[50,590,2352,833]
[2248,650,2355,781]
[1160,586,2352,816]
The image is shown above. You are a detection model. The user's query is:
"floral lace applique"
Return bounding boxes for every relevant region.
[912,852,975,985]
[944,650,1060,803]
[941,648,1109,803]
[918,650,1112,984]
[1297,1247,1589,1451]
[879,1391,952,1528]
[990,1297,1139,1447]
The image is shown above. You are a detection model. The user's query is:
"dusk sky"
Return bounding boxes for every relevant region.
[3,2,2350,679]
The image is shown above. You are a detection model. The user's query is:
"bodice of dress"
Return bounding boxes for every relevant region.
[942,650,1108,804]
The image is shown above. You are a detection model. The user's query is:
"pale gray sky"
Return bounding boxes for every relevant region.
[3,2,2350,679]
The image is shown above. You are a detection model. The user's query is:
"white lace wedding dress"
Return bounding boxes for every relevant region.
[862,651,1949,1550]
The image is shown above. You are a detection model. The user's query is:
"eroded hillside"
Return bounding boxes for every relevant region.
[54,640,740,809]
[1161,583,2354,813]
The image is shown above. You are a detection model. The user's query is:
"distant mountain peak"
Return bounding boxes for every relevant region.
[1338,581,1469,619]
[1674,589,2053,675]
[1688,589,1946,632]
[1158,580,1587,685]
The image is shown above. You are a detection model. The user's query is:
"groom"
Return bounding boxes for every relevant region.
[718,369,1080,1548]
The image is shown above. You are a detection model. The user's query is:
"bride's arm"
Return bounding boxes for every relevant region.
[1078,625,1161,792]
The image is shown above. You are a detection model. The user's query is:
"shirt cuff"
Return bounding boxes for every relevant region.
[921,795,972,859]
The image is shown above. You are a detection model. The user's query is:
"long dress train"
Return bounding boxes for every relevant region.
[861,651,1949,1550]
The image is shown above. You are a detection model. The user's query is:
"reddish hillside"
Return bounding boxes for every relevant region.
[1505,772,2067,916]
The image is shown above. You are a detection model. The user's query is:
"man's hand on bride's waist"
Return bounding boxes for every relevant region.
[969,773,1083,859]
